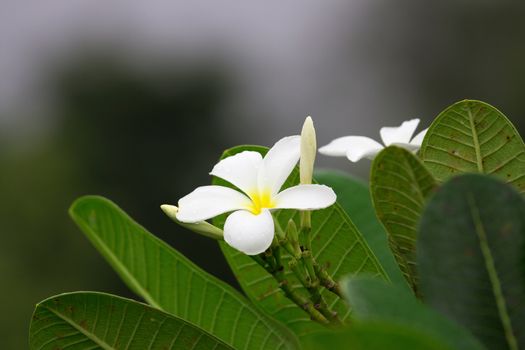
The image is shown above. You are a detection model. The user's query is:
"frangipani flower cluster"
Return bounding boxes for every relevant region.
[175,131,336,255]
[319,118,428,162]
[169,117,428,256]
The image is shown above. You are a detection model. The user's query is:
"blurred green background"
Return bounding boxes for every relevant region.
[1,1,524,348]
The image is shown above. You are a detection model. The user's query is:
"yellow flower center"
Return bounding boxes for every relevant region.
[247,190,275,215]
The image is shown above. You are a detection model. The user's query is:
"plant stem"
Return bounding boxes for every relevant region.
[296,228,342,325]
[274,218,298,258]
[254,252,329,325]
[291,256,341,324]
[256,214,345,325]
[314,262,344,299]
[301,244,317,281]
[281,223,341,324]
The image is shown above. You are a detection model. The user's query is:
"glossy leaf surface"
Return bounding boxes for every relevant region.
[70,196,299,350]
[420,100,525,194]
[370,146,436,292]
[30,292,233,350]
[418,174,525,349]
[315,169,406,288]
[303,322,453,350]
[342,277,485,350]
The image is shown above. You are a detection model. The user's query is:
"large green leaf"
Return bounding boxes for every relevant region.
[370,146,437,292]
[314,169,406,289]
[419,100,525,194]
[303,322,454,350]
[30,292,233,350]
[213,145,388,340]
[341,277,485,350]
[69,196,299,350]
[418,174,525,349]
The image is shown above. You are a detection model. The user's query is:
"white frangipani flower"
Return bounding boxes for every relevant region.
[318,118,428,162]
[176,135,336,255]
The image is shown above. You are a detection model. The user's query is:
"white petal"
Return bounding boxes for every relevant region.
[380,118,420,146]
[319,136,354,157]
[410,127,428,147]
[320,136,383,162]
[223,209,274,255]
[258,135,301,195]
[274,184,336,210]
[176,186,252,223]
[210,151,262,195]
[319,136,383,162]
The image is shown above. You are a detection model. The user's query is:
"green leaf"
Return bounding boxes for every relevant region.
[419,99,525,194]
[30,292,233,350]
[314,169,407,289]
[213,145,388,340]
[370,146,437,293]
[341,277,485,350]
[69,196,299,350]
[418,174,525,349]
[303,322,455,350]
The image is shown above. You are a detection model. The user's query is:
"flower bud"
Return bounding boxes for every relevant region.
[160,204,224,240]
[300,116,317,185]
[286,219,299,243]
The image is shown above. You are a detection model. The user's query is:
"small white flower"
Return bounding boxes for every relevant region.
[318,118,428,162]
[176,135,336,255]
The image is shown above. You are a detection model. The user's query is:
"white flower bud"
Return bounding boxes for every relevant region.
[300,116,317,185]
[161,204,224,240]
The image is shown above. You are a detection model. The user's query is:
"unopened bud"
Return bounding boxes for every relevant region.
[300,116,317,185]
[160,204,223,240]
[286,219,299,243]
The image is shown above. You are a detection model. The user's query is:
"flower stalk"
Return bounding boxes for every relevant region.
[285,219,301,257]
[254,248,330,325]
[268,233,342,325]
[314,262,344,299]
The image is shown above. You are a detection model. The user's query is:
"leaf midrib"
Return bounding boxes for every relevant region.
[71,210,161,310]
[467,107,484,172]
[397,152,425,291]
[42,305,114,350]
[402,153,426,205]
[467,194,518,350]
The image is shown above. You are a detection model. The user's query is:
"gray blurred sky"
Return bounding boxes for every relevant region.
[0,1,421,158]
[4,1,522,176]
